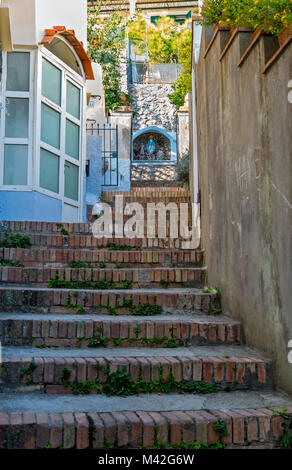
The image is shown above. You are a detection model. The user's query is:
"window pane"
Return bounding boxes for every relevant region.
[66,81,80,119]
[42,59,61,105]
[40,148,59,193]
[41,103,60,149]
[5,98,29,138]
[66,119,79,159]
[4,145,28,185]
[6,52,30,91]
[64,161,79,201]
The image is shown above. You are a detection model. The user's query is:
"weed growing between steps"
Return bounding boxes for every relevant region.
[48,272,133,290]
[0,258,24,267]
[159,279,171,288]
[65,294,163,317]
[21,361,37,385]
[105,299,163,316]
[56,223,70,236]
[76,325,181,349]
[59,364,219,397]
[69,261,107,269]
[97,242,134,251]
[270,406,292,448]
[0,231,32,248]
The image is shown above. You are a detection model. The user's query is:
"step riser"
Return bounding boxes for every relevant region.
[0,357,271,392]
[0,290,219,314]
[0,249,204,268]
[0,267,206,288]
[0,235,198,249]
[0,408,286,449]
[0,319,240,347]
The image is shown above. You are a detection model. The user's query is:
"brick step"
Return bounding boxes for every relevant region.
[0,248,204,268]
[0,314,238,347]
[0,234,198,249]
[0,287,219,314]
[100,197,191,204]
[1,221,92,235]
[0,346,272,392]
[0,266,207,288]
[0,394,291,448]
[104,188,191,196]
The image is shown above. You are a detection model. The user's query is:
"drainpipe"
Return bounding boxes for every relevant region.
[191,21,202,204]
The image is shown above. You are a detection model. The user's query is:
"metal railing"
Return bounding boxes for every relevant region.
[86,121,119,187]
[128,61,181,84]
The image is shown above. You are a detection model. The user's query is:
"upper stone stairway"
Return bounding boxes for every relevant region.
[0,187,291,449]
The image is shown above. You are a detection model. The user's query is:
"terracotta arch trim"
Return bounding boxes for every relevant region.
[41,26,94,80]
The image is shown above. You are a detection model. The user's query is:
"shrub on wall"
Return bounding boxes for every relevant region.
[198,0,292,35]
[87,3,134,112]
[176,151,190,189]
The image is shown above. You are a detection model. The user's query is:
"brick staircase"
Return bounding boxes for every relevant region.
[0,188,291,449]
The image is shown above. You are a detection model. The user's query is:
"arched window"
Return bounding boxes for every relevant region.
[44,36,83,77]
[133,131,171,162]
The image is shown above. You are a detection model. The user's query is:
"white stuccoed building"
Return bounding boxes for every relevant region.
[0,0,96,222]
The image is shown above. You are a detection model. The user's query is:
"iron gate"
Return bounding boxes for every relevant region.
[86,121,119,186]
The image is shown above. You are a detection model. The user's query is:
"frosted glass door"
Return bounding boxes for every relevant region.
[42,59,61,106]
[66,81,80,119]
[5,98,29,138]
[4,145,28,185]
[6,52,30,92]
[41,103,61,149]
[64,161,79,201]
[40,148,59,193]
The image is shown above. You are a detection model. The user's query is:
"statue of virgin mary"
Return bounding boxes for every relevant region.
[146,135,156,156]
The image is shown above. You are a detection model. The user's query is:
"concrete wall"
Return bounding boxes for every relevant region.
[7,0,86,46]
[87,63,107,127]
[195,29,292,393]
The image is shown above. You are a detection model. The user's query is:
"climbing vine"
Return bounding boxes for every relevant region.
[87,1,134,112]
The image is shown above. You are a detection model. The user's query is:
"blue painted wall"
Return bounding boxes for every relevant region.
[0,191,62,222]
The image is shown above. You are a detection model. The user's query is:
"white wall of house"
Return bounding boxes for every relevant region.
[6,0,86,46]
[0,0,93,222]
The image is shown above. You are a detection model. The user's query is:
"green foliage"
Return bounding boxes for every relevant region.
[270,406,292,448]
[88,336,108,348]
[0,231,32,248]
[159,279,170,288]
[198,0,292,35]
[213,419,229,441]
[103,368,138,397]
[70,260,91,268]
[203,287,214,293]
[69,260,107,269]
[61,366,71,382]
[61,362,220,397]
[0,258,24,267]
[168,68,192,109]
[48,272,133,290]
[87,2,134,112]
[131,302,163,316]
[176,151,190,189]
[21,361,37,385]
[56,223,70,236]
[128,15,192,109]
[98,242,133,251]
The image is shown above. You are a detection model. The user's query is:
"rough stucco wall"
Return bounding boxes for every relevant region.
[129,84,177,133]
[195,30,292,394]
[177,110,189,156]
